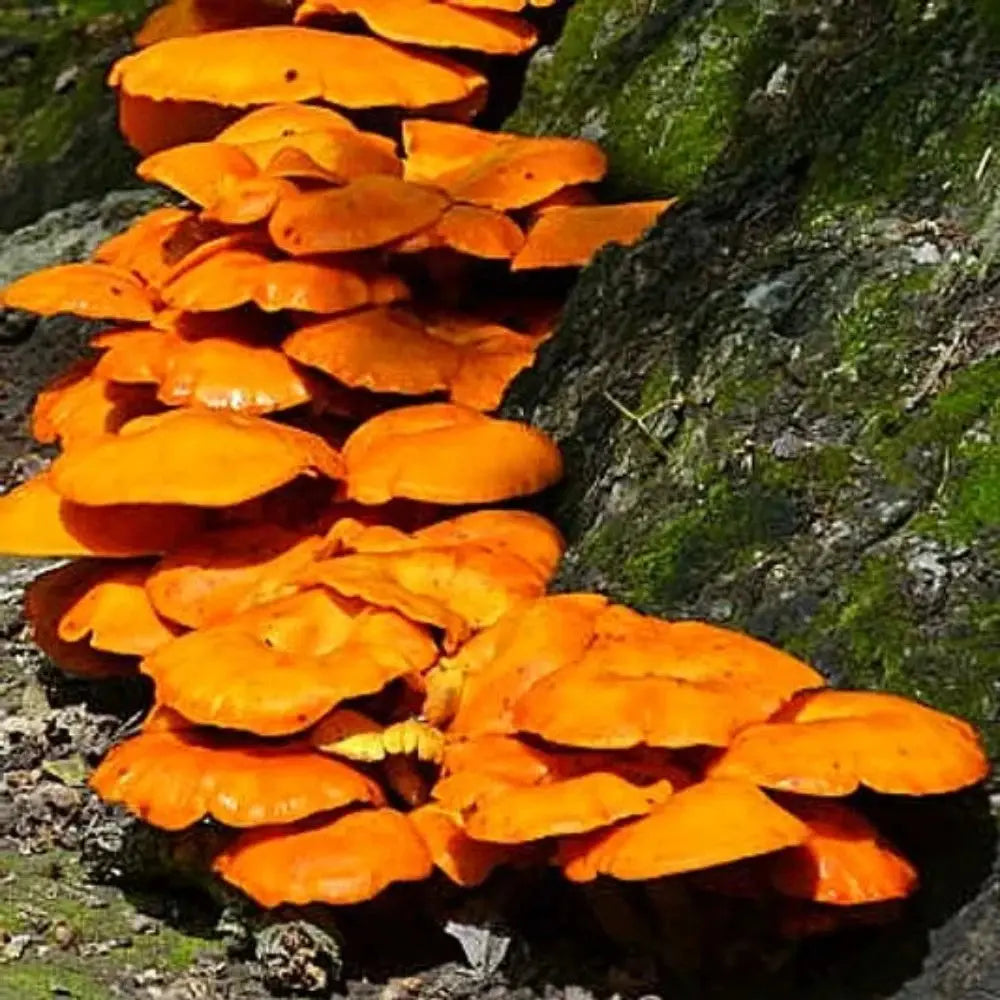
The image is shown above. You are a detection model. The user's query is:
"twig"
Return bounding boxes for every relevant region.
[602,389,671,459]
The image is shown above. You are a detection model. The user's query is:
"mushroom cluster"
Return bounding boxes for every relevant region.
[0,0,990,947]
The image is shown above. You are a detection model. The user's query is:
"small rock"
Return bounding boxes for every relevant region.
[52,65,79,94]
[50,921,76,949]
[256,920,342,996]
[130,913,160,936]
[2,932,32,961]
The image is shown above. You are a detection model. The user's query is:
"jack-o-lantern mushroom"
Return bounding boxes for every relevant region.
[342,402,563,505]
[31,359,161,448]
[512,201,677,270]
[298,510,563,648]
[510,609,826,750]
[157,245,408,315]
[0,263,156,322]
[92,325,316,416]
[145,522,328,628]
[91,721,386,831]
[284,305,548,410]
[109,27,488,113]
[141,589,438,735]
[47,409,343,508]
[402,119,608,212]
[0,474,205,559]
[32,560,179,658]
[268,176,450,256]
[709,689,989,796]
[294,0,539,56]
[557,778,811,884]
[213,807,434,906]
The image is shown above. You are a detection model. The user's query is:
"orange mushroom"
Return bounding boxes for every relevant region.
[137,141,260,208]
[48,561,179,657]
[118,92,240,157]
[294,0,538,55]
[284,305,546,410]
[402,120,607,210]
[145,522,327,628]
[136,0,296,47]
[709,689,989,796]
[433,593,609,733]
[410,804,522,887]
[769,798,919,905]
[343,402,563,505]
[299,541,553,649]
[268,176,449,255]
[141,589,438,735]
[0,473,204,559]
[94,326,315,414]
[48,409,343,508]
[392,204,525,260]
[24,563,139,680]
[557,778,810,884]
[31,359,161,447]
[512,201,676,270]
[510,611,826,750]
[91,726,384,830]
[214,102,360,143]
[0,263,155,322]
[92,206,198,288]
[213,807,433,906]
[108,27,488,112]
[159,245,408,314]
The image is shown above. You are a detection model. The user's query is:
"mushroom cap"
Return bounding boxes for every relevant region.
[24,563,139,680]
[160,245,408,314]
[557,778,810,883]
[146,523,327,628]
[135,0,295,47]
[460,771,673,844]
[299,543,551,649]
[141,589,438,735]
[284,305,543,410]
[48,409,343,508]
[0,474,204,558]
[118,92,240,157]
[411,509,563,576]
[409,804,520,886]
[512,201,676,270]
[342,402,563,505]
[269,176,449,255]
[241,128,402,182]
[137,141,260,207]
[92,206,197,287]
[91,726,384,831]
[109,27,487,112]
[94,326,314,414]
[214,102,360,143]
[31,359,161,447]
[709,689,989,796]
[44,561,179,657]
[510,611,826,750]
[444,594,609,735]
[769,799,918,905]
[0,263,155,322]
[294,0,538,55]
[213,807,434,906]
[393,204,525,260]
[402,120,607,210]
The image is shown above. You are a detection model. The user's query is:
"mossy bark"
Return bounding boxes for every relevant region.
[505,2,1000,994]
[0,1,149,232]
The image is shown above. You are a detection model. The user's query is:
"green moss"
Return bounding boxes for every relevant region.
[510,0,781,197]
[803,70,1000,226]
[0,849,223,998]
